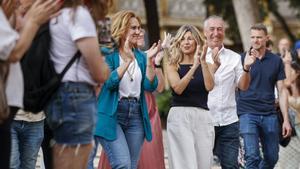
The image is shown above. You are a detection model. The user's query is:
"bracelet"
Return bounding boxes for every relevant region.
[154,63,162,68]
[243,66,250,73]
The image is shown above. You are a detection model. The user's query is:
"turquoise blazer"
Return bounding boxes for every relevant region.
[94,48,158,141]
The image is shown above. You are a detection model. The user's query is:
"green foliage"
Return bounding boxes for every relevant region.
[156,89,172,120]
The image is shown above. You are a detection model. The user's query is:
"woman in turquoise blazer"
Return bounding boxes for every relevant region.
[92,10,159,169]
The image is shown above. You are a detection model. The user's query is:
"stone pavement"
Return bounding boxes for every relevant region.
[36,129,281,169]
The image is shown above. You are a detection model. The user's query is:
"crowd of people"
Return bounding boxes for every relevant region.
[1,1,300,169]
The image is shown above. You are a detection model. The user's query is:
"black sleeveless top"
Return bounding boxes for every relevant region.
[171,64,209,110]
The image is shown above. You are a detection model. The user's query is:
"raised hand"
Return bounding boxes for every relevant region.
[154,48,164,65]
[199,44,208,64]
[244,48,257,70]
[25,0,61,26]
[193,45,201,67]
[146,40,161,59]
[211,47,221,67]
[282,50,292,64]
[1,0,17,18]
[161,32,173,49]
[123,35,135,61]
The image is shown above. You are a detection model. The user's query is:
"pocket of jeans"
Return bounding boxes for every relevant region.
[239,114,255,134]
[266,115,279,134]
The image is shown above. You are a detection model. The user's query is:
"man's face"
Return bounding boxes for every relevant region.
[278,38,290,55]
[250,29,268,51]
[204,18,225,49]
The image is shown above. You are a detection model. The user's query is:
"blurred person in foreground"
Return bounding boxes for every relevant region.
[0,0,60,168]
[44,0,110,168]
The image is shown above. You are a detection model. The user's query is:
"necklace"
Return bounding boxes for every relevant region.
[126,60,135,82]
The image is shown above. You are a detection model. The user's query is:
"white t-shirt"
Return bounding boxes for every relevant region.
[6,63,24,108]
[49,6,97,85]
[0,8,23,108]
[0,8,19,60]
[119,56,142,99]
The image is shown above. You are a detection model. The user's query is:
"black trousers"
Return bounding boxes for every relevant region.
[41,121,53,169]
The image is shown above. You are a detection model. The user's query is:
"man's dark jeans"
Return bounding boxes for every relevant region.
[214,121,239,169]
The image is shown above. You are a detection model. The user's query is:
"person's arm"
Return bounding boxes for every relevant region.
[7,0,61,63]
[282,51,292,86]
[167,63,197,95]
[146,42,161,83]
[154,51,165,93]
[199,45,214,91]
[277,80,292,138]
[238,50,256,90]
[76,37,110,83]
[237,70,251,91]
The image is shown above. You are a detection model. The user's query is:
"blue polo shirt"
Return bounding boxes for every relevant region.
[237,51,285,115]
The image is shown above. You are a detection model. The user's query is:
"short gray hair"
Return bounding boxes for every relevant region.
[203,15,224,29]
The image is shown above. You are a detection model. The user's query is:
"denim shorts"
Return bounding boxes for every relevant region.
[46,82,97,145]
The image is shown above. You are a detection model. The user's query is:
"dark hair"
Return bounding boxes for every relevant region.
[250,23,268,35]
[291,57,300,72]
[266,39,273,48]
[291,57,300,94]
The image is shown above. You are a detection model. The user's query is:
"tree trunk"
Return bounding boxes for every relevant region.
[143,0,160,45]
[232,0,260,50]
[267,0,297,44]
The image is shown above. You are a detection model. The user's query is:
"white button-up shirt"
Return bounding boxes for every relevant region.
[206,46,244,126]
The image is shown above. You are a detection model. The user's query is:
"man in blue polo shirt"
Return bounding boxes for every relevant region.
[237,23,292,169]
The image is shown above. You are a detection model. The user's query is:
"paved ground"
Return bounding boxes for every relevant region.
[36,129,281,169]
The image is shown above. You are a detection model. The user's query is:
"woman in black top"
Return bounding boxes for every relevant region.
[166,24,216,169]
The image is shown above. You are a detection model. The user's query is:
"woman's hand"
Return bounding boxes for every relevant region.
[146,40,161,59]
[161,32,173,49]
[199,44,208,64]
[25,0,61,27]
[192,45,201,68]
[122,35,135,62]
[2,0,17,18]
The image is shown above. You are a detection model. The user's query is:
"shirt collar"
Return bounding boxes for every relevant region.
[207,45,225,55]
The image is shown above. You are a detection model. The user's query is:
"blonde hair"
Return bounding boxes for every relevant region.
[169,24,204,68]
[111,10,141,48]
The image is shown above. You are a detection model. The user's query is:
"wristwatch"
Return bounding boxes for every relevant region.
[154,63,162,68]
[243,66,250,73]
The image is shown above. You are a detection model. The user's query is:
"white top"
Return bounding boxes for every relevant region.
[206,47,243,126]
[0,8,19,60]
[6,63,24,108]
[0,8,23,108]
[49,6,97,85]
[119,56,142,99]
[14,109,45,122]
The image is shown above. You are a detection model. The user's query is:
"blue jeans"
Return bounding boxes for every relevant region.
[239,113,279,169]
[10,120,44,169]
[97,98,145,169]
[87,136,100,169]
[46,82,97,145]
[214,121,239,169]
